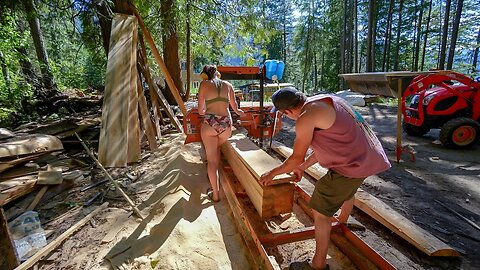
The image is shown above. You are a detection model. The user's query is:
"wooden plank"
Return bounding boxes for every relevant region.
[26,186,48,211]
[0,176,37,206]
[228,134,296,182]
[219,167,280,270]
[98,14,138,167]
[138,34,162,137]
[0,208,19,270]
[355,190,459,256]
[221,135,294,219]
[273,141,459,257]
[271,141,328,179]
[137,75,158,151]
[152,80,183,132]
[0,134,63,159]
[0,166,39,181]
[0,152,45,174]
[127,25,141,164]
[15,202,109,270]
[132,7,187,116]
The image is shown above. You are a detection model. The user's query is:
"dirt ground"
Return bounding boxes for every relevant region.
[274,103,480,270]
[6,102,479,270]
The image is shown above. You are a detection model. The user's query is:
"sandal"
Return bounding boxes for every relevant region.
[289,260,329,270]
[206,187,220,202]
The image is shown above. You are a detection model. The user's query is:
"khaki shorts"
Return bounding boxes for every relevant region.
[308,170,365,217]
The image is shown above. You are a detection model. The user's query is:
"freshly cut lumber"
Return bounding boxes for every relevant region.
[0,134,63,159]
[98,14,138,167]
[221,134,294,219]
[229,135,296,183]
[127,38,141,164]
[273,141,459,257]
[15,203,109,270]
[26,186,48,211]
[271,141,328,179]
[219,167,280,270]
[355,190,459,256]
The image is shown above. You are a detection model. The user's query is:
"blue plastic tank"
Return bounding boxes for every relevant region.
[265,60,277,80]
[276,61,285,80]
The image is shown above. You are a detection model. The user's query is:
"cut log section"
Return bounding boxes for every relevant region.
[221,134,294,219]
[272,141,460,257]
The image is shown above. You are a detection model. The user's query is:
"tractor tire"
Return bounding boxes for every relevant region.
[403,122,430,137]
[439,118,480,148]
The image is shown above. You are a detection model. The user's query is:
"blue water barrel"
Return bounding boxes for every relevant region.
[265,60,277,80]
[276,61,285,80]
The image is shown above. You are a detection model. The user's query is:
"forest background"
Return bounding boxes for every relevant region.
[0,0,479,126]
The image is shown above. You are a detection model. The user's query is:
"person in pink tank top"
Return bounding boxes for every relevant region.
[260,87,390,270]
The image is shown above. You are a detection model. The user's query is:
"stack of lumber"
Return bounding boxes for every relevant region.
[98,13,186,167]
[221,133,295,219]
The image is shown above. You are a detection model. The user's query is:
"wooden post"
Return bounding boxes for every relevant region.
[0,208,19,270]
[396,79,403,162]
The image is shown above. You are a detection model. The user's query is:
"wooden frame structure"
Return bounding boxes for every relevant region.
[340,71,438,162]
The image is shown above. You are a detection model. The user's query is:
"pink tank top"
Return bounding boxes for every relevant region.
[307,95,391,178]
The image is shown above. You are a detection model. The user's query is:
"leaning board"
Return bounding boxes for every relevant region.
[98,14,138,167]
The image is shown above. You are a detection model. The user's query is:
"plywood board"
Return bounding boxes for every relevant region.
[98,14,138,167]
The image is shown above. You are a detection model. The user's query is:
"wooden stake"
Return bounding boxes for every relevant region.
[75,133,144,220]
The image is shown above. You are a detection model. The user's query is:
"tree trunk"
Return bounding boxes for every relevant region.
[301,2,313,93]
[366,0,375,72]
[439,0,451,70]
[185,0,191,100]
[446,0,463,70]
[0,51,12,96]
[354,0,358,72]
[472,27,480,73]
[23,0,57,94]
[414,0,424,71]
[421,0,433,70]
[394,0,404,71]
[382,0,394,71]
[161,0,185,103]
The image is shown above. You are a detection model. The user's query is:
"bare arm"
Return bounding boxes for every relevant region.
[299,153,318,171]
[227,82,245,116]
[260,101,336,185]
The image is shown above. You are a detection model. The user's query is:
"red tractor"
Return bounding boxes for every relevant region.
[402,71,480,148]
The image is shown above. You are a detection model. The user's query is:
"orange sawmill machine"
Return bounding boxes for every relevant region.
[183,65,284,145]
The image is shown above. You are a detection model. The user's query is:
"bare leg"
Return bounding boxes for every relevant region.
[336,196,355,224]
[311,210,331,270]
[201,124,220,201]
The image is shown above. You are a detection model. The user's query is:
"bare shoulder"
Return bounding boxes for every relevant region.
[301,100,336,129]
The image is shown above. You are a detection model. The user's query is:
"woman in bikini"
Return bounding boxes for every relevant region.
[197,65,245,202]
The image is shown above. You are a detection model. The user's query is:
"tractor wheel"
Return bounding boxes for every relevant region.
[439,118,480,148]
[403,122,430,137]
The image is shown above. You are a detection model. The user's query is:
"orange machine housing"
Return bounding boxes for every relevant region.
[183,106,282,144]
